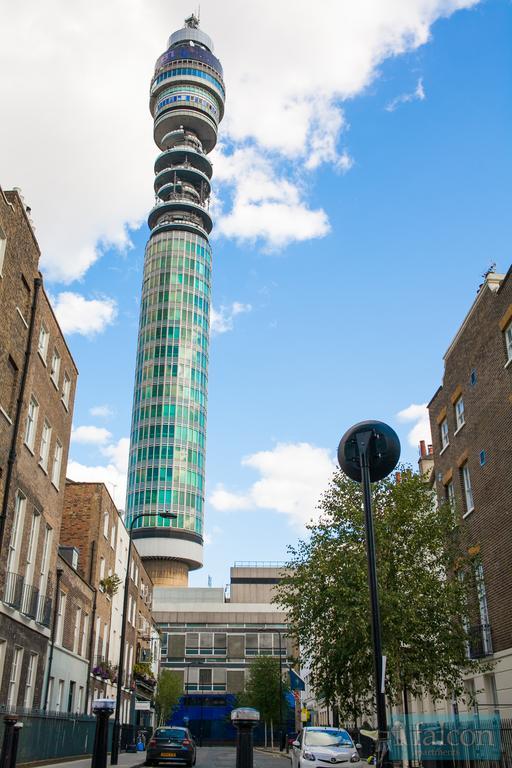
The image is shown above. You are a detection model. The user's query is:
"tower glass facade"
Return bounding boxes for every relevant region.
[126,17,224,585]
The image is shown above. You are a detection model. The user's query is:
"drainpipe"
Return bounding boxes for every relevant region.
[42,566,63,711]
[84,540,97,714]
[0,276,42,550]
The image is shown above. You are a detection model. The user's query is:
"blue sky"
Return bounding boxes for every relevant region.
[1,0,510,587]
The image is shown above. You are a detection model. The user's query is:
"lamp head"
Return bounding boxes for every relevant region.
[159,511,177,520]
[338,420,401,483]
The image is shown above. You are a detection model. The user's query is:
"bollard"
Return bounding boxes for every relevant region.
[91,698,115,768]
[231,708,260,768]
[0,717,17,768]
[9,723,23,768]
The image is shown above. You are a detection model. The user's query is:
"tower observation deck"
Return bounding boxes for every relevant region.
[126,15,225,586]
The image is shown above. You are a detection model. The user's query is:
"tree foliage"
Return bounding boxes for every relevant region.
[275,468,491,723]
[243,655,289,726]
[155,669,183,725]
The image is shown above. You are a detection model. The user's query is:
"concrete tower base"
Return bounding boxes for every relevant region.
[145,559,189,587]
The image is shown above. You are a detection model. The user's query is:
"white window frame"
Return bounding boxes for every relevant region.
[37,525,52,621]
[454,396,465,432]
[103,511,109,539]
[7,646,24,708]
[440,418,449,451]
[505,320,512,364]
[62,372,71,409]
[39,419,52,471]
[0,225,6,276]
[37,324,49,363]
[50,349,61,387]
[24,395,39,451]
[81,613,89,658]
[446,481,456,512]
[73,607,82,654]
[7,491,26,575]
[99,557,105,583]
[0,639,7,692]
[51,440,63,489]
[462,463,474,516]
[23,652,38,708]
[56,592,67,646]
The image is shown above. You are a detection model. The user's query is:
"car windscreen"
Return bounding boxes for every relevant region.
[155,729,186,740]
[304,730,354,747]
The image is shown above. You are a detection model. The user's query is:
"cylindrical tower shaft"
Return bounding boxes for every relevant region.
[126,15,225,586]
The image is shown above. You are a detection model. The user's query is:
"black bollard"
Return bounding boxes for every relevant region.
[9,723,23,768]
[0,717,17,768]
[91,698,115,768]
[231,708,260,768]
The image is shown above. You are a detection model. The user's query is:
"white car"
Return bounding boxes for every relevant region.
[292,727,365,768]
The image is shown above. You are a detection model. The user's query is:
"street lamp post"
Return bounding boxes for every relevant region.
[110,511,176,765]
[338,421,400,768]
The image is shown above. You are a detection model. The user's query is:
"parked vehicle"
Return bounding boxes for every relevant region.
[292,727,364,768]
[145,726,196,766]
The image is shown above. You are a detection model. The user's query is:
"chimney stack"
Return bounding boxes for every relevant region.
[419,440,427,457]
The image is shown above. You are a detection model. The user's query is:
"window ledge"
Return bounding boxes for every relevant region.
[0,406,12,425]
[463,506,475,519]
[24,442,35,456]
[16,306,29,328]
[61,399,69,412]
[51,479,60,492]
[454,423,465,436]
[440,444,449,456]
[50,377,59,390]
[38,462,48,475]
[37,350,48,367]
[505,357,512,370]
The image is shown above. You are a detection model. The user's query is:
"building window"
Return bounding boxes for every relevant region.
[479,450,486,466]
[505,320,512,363]
[103,511,109,539]
[37,324,49,362]
[23,652,38,708]
[56,680,64,712]
[7,646,24,707]
[37,525,52,621]
[51,440,63,488]
[62,373,71,409]
[440,418,449,451]
[484,673,499,714]
[67,681,76,713]
[55,592,66,646]
[77,686,84,713]
[39,419,52,471]
[0,225,6,276]
[24,395,39,450]
[446,481,456,512]
[475,563,492,654]
[50,349,61,386]
[81,613,89,658]
[99,557,105,584]
[110,522,116,549]
[454,396,465,431]
[73,607,82,654]
[7,491,26,575]
[470,369,477,386]
[461,464,474,515]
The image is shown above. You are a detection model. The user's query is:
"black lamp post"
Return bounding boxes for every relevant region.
[338,421,400,768]
[111,510,176,765]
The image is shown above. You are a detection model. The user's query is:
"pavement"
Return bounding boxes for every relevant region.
[28,747,289,768]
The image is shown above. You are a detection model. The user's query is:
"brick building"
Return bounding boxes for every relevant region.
[427,268,512,716]
[0,188,78,709]
[61,481,158,725]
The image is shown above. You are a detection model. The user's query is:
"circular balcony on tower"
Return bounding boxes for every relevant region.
[155,166,211,200]
[154,109,218,153]
[148,199,213,234]
[154,146,212,178]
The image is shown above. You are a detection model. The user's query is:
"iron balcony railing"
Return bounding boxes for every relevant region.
[467,623,493,658]
[2,572,52,628]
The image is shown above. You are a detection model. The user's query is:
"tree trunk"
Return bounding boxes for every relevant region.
[264,720,267,747]
[270,719,274,750]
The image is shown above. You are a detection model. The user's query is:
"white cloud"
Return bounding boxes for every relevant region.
[0,1,479,280]
[203,525,223,546]
[66,436,129,509]
[209,442,336,527]
[71,425,112,445]
[51,292,117,336]
[396,403,432,447]
[90,404,115,419]
[210,300,252,335]
[386,77,426,112]
[213,145,330,248]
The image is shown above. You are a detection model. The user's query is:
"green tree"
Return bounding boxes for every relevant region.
[155,669,183,725]
[244,656,289,732]
[275,468,491,723]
